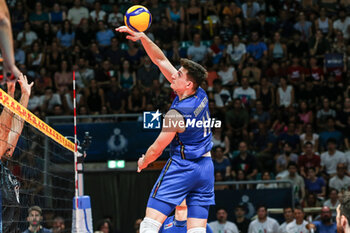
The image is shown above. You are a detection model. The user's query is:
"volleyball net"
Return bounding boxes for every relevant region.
[0,87,75,232]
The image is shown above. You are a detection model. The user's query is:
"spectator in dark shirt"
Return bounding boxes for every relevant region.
[298,142,321,177]
[103,37,125,70]
[234,205,250,233]
[105,77,125,114]
[22,206,52,233]
[288,31,309,59]
[213,146,231,180]
[246,31,267,60]
[226,98,249,142]
[95,60,115,87]
[137,56,160,91]
[278,122,300,152]
[231,141,258,180]
[319,117,343,150]
[305,167,326,198]
[75,18,95,50]
[321,75,342,106]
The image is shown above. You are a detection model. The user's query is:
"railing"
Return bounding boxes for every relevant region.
[215,180,296,208]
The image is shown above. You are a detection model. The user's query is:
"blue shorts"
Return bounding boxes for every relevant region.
[149,155,215,207]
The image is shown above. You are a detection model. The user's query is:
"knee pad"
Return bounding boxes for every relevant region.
[187,227,206,233]
[140,217,162,233]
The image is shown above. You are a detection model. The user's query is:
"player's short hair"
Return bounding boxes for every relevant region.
[28,206,42,216]
[180,58,207,90]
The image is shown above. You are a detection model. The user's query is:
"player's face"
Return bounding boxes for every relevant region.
[170,67,191,93]
[27,210,41,227]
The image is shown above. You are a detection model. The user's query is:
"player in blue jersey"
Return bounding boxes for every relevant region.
[159,200,213,233]
[116,26,216,233]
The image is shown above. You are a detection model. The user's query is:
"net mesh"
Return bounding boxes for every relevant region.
[0,106,74,232]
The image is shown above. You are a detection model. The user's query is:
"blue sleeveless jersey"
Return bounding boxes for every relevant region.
[169,87,213,160]
[159,215,213,233]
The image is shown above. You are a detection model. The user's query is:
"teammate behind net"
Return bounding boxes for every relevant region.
[116,26,215,233]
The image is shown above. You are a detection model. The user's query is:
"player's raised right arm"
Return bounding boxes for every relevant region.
[116,26,177,83]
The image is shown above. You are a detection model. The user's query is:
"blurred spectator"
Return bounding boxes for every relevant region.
[307,56,324,87]
[104,37,125,68]
[329,163,350,191]
[226,34,247,68]
[304,167,326,197]
[310,206,337,233]
[287,31,309,59]
[218,16,234,43]
[281,162,305,204]
[234,205,250,233]
[268,32,287,60]
[286,207,308,232]
[276,142,298,178]
[56,20,75,48]
[333,8,350,40]
[38,22,55,47]
[137,56,159,90]
[96,20,115,48]
[14,40,26,65]
[321,138,346,176]
[256,171,278,189]
[17,21,38,48]
[52,216,65,233]
[185,0,202,40]
[226,99,249,141]
[125,41,144,69]
[218,59,237,86]
[256,77,275,111]
[75,18,95,50]
[95,60,115,87]
[118,60,136,92]
[276,77,294,108]
[336,98,350,133]
[105,77,125,114]
[29,2,49,30]
[213,146,231,180]
[317,98,336,130]
[187,33,208,64]
[287,56,305,85]
[128,87,146,113]
[96,219,117,233]
[67,0,89,27]
[231,141,258,180]
[75,57,95,89]
[298,141,321,177]
[90,1,106,22]
[208,36,225,65]
[212,127,230,155]
[315,8,333,38]
[278,122,300,152]
[214,172,229,190]
[11,1,28,34]
[27,41,44,72]
[50,3,66,25]
[294,12,312,41]
[319,117,343,149]
[41,87,62,114]
[246,31,267,60]
[323,188,340,209]
[248,205,279,233]
[145,79,169,112]
[321,75,342,105]
[309,29,331,59]
[241,56,261,90]
[298,101,313,125]
[233,76,256,108]
[242,0,260,21]
[134,219,142,233]
[54,60,73,94]
[278,207,294,233]
[85,79,105,114]
[209,208,239,233]
[63,86,83,114]
[108,4,123,28]
[213,79,232,108]
[23,206,52,233]
[166,0,185,41]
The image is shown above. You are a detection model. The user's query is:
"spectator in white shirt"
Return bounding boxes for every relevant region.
[233,77,256,108]
[278,207,294,233]
[213,79,231,108]
[67,0,89,26]
[321,138,346,176]
[329,163,350,192]
[242,0,260,21]
[108,4,123,27]
[90,1,106,23]
[256,171,278,189]
[226,34,247,68]
[217,59,237,86]
[209,208,239,233]
[248,205,279,233]
[333,9,350,39]
[40,87,62,114]
[324,188,340,209]
[187,33,208,64]
[286,207,309,233]
[16,21,38,48]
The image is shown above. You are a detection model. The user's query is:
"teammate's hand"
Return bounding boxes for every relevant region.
[3,63,21,83]
[137,154,147,173]
[115,26,144,42]
[18,73,33,96]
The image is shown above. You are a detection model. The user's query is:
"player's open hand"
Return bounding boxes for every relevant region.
[18,73,33,97]
[115,26,144,42]
[137,154,147,173]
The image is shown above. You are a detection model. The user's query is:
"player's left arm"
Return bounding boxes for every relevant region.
[138,109,185,172]
[5,74,33,158]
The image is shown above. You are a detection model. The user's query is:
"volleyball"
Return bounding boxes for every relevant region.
[124,5,152,32]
